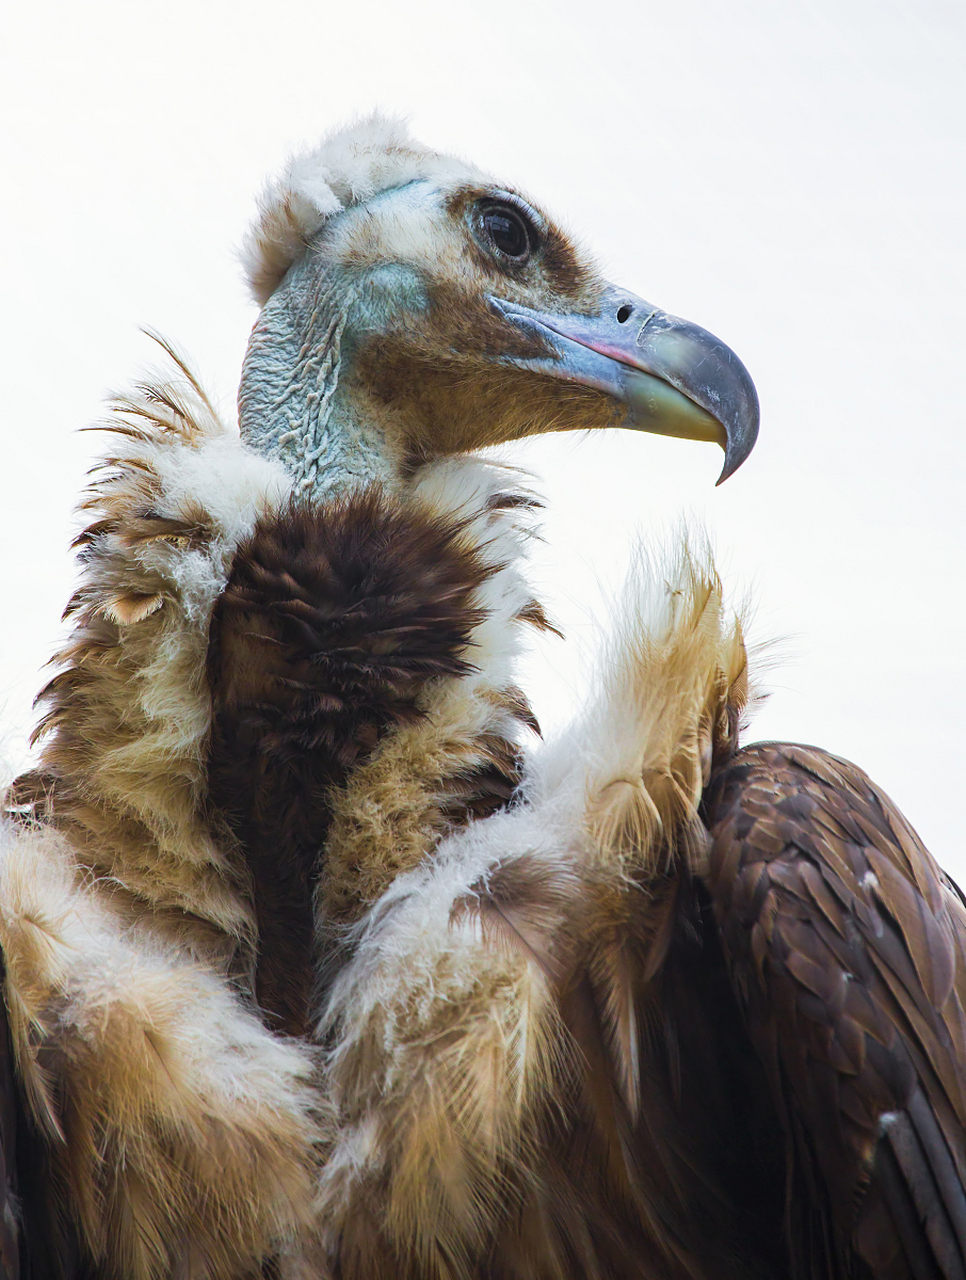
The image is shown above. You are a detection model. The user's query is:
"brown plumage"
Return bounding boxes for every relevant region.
[307,546,772,1280]
[0,335,552,1279]
[1,115,963,1280]
[702,744,966,1277]
[0,969,18,1280]
[206,492,527,1034]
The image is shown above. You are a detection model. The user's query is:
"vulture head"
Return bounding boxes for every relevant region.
[240,115,759,497]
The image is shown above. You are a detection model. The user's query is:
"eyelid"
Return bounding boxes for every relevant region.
[484,189,545,238]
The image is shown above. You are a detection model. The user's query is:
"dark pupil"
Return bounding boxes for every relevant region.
[484,209,528,258]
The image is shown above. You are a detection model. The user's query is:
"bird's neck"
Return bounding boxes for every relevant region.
[238,256,402,500]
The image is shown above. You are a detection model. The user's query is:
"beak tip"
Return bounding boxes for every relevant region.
[715,443,754,486]
[715,396,760,485]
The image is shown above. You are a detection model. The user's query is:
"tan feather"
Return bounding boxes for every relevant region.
[0,818,323,1280]
[578,537,753,881]
[100,592,165,625]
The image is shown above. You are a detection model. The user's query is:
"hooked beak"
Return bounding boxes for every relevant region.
[488,284,759,483]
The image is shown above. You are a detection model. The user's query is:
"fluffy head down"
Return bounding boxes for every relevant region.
[237,114,617,486]
[242,114,487,306]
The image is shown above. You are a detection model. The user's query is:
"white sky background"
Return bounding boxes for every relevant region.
[2,0,965,875]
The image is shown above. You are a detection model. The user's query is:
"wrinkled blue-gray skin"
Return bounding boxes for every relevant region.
[238,181,758,499]
[239,254,400,500]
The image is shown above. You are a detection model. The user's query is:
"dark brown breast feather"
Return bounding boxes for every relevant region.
[206,490,525,1036]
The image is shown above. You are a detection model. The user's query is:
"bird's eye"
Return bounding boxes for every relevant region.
[476,202,536,263]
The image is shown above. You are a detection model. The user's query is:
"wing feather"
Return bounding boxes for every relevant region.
[702,742,966,1278]
[0,964,18,1280]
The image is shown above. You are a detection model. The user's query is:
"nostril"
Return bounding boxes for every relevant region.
[616,304,633,324]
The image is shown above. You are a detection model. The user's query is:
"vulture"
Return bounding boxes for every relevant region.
[1,115,964,1280]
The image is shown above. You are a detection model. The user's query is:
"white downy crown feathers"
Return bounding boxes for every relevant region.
[241,113,486,306]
